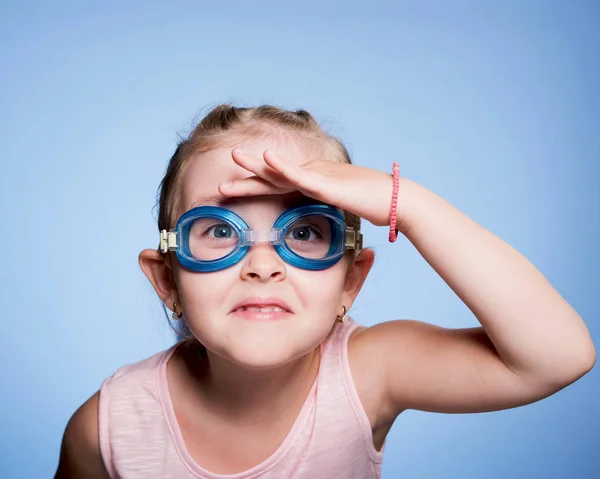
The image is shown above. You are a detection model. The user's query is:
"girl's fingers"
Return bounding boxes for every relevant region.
[231,148,290,188]
[262,150,306,189]
[263,150,332,203]
[218,176,294,197]
[228,148,335,205]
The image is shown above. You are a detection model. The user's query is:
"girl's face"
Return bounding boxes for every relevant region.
[172,137,353,369]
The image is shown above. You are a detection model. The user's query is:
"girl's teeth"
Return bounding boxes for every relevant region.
[240,306,284,312]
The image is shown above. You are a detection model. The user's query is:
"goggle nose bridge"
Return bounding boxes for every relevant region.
[240,228,285,246]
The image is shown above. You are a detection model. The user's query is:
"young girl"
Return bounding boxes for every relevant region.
[56,105,595,478]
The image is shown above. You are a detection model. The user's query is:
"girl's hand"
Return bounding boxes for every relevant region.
[219,148,397,228]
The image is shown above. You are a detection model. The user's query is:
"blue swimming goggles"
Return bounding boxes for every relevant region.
[159,204,363,272]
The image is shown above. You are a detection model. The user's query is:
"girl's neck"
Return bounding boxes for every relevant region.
[174,341,321,423]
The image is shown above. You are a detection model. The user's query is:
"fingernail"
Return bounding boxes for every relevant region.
[220,181,233,189]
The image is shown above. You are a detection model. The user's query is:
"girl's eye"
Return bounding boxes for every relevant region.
[205,223,234,239]
[289,225,322,241]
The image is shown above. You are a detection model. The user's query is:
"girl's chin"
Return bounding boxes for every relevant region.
[188,320,332,368]
[208,339,317,371]
[227,347,309,370]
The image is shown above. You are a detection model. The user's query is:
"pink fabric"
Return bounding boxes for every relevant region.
[98,319,384,478]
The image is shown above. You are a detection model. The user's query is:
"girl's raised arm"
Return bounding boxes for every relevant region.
[354,177,595,419]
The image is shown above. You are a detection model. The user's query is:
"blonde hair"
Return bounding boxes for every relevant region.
[155,104,361,339]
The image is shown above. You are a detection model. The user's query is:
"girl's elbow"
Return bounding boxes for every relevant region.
[555,340,596,387]
[580,339,596,375]
[533,339,596,393]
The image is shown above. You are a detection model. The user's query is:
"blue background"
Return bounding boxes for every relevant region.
[1,1,598,477]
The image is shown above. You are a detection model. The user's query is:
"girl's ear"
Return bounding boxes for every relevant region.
[341,248,375,308]
[139,249,179,307]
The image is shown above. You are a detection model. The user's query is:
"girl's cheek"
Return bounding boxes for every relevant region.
[178,274,229,310]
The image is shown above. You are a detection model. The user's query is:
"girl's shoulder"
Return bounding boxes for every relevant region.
[55,391,110,478]
[103,343,178,387]
[56,344,180,478]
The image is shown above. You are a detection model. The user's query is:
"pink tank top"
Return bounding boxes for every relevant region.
[98,319,384,478]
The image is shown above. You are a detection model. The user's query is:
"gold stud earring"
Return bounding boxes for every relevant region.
[172,302,183,320]
[337,305,348,324]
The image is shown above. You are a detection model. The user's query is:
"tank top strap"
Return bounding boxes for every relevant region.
[306,318,384,466]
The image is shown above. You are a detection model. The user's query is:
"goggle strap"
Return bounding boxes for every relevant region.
[159,230,178,254]
[345,229,363,251]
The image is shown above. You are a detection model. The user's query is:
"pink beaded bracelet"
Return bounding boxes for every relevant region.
[388,162,400,243]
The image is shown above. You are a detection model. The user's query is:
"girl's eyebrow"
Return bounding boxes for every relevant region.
[187,195,232,210]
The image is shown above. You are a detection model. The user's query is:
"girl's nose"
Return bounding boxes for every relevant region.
[240,244,287,282]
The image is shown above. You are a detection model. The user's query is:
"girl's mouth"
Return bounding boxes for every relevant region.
[231,306,292,321]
